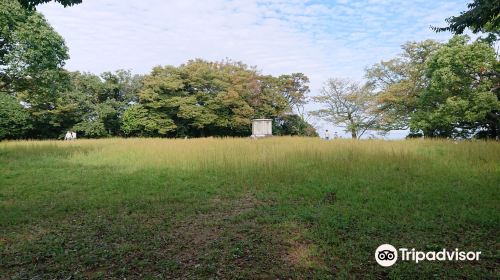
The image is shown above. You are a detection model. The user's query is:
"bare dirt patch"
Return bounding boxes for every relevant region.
[161,194,302,279]
[281,222,328,271]
[167,194,261,269]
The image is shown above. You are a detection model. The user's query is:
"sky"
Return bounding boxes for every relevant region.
[38,0,467,139]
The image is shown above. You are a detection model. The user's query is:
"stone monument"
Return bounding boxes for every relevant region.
[251,119,272,138]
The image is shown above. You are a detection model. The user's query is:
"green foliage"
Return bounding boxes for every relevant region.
[0,0,70,138]
[433,0,500,43]
[135,59,311,137]
[276,73,310,117]
[0,3,314,141]
[410,36,499,138]
[369,36,499,139]
[273,114,318,137]
[57,71,143,138]
[121,104,176,137]
[366,40,442,130]
[17,0,82,10]
[0,0,69,100]
[0,93,31,139]
[72,120,106,138]
[0,55,313,139]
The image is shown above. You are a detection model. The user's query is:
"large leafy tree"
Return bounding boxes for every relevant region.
[365,40,442,130]
[433,0,500,43]
[368,36,499,138]
[411,36,499,138]
[135,64,214,137]
[1,0,70,138]
[277,73,310,118]
[1,0,69,95]
[58,70,143,138]
[269,73,315,136]
[130,59,306,138]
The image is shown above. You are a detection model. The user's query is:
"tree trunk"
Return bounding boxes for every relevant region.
[351,129,357,139]
[348,117,357,139]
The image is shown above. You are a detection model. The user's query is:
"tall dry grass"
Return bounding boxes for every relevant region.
[2,137,497,173]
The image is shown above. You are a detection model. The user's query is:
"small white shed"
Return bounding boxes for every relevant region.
[251,119,272,137]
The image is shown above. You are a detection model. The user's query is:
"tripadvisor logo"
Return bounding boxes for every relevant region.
[375,244,481,267]
[375,244,398,267]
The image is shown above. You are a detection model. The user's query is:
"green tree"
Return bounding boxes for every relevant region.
[411,36,499,138]
[17,0,82,10]
[57,70,143,138]
[135,59,303,138]
[277,73,310,117]
[248,74,288,120]
[1,0,70,138]
[0,92,31,139]
[137,64,203,137]
[273,114,318,137]
[433,0,500,43]
[365,40,442,130]
[0,0,69,97]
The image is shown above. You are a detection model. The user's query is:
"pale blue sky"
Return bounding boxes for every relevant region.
[38,0,466,138]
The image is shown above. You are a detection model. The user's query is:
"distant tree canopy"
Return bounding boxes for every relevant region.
[0,0,316,140]
[17,0,82,10]
[433,0,500,43]
[365,36,499,139]
[273,114,318,137]
[123,59,314,138]
[5,0,499,140]
[59,70,143,138]
[411,36,499,138]
[365,40,443,131]
[317,36,499,139]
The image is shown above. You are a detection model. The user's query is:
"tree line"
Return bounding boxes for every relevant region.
[310,0,499,139]
[0,0,317,140]
[1,0,499,140]
[313,36,499,139]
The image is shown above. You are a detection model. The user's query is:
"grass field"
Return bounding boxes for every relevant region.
[0,137,499,279]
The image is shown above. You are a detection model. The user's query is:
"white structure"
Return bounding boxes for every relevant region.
[64,131,77,140]
[251,119,272,137]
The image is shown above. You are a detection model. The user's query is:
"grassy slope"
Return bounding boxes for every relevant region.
[0,137,498,279]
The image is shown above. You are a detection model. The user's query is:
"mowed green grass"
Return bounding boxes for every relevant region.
[0,137,499,279]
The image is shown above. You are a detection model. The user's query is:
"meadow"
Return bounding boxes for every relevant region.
[0,137,499,279]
